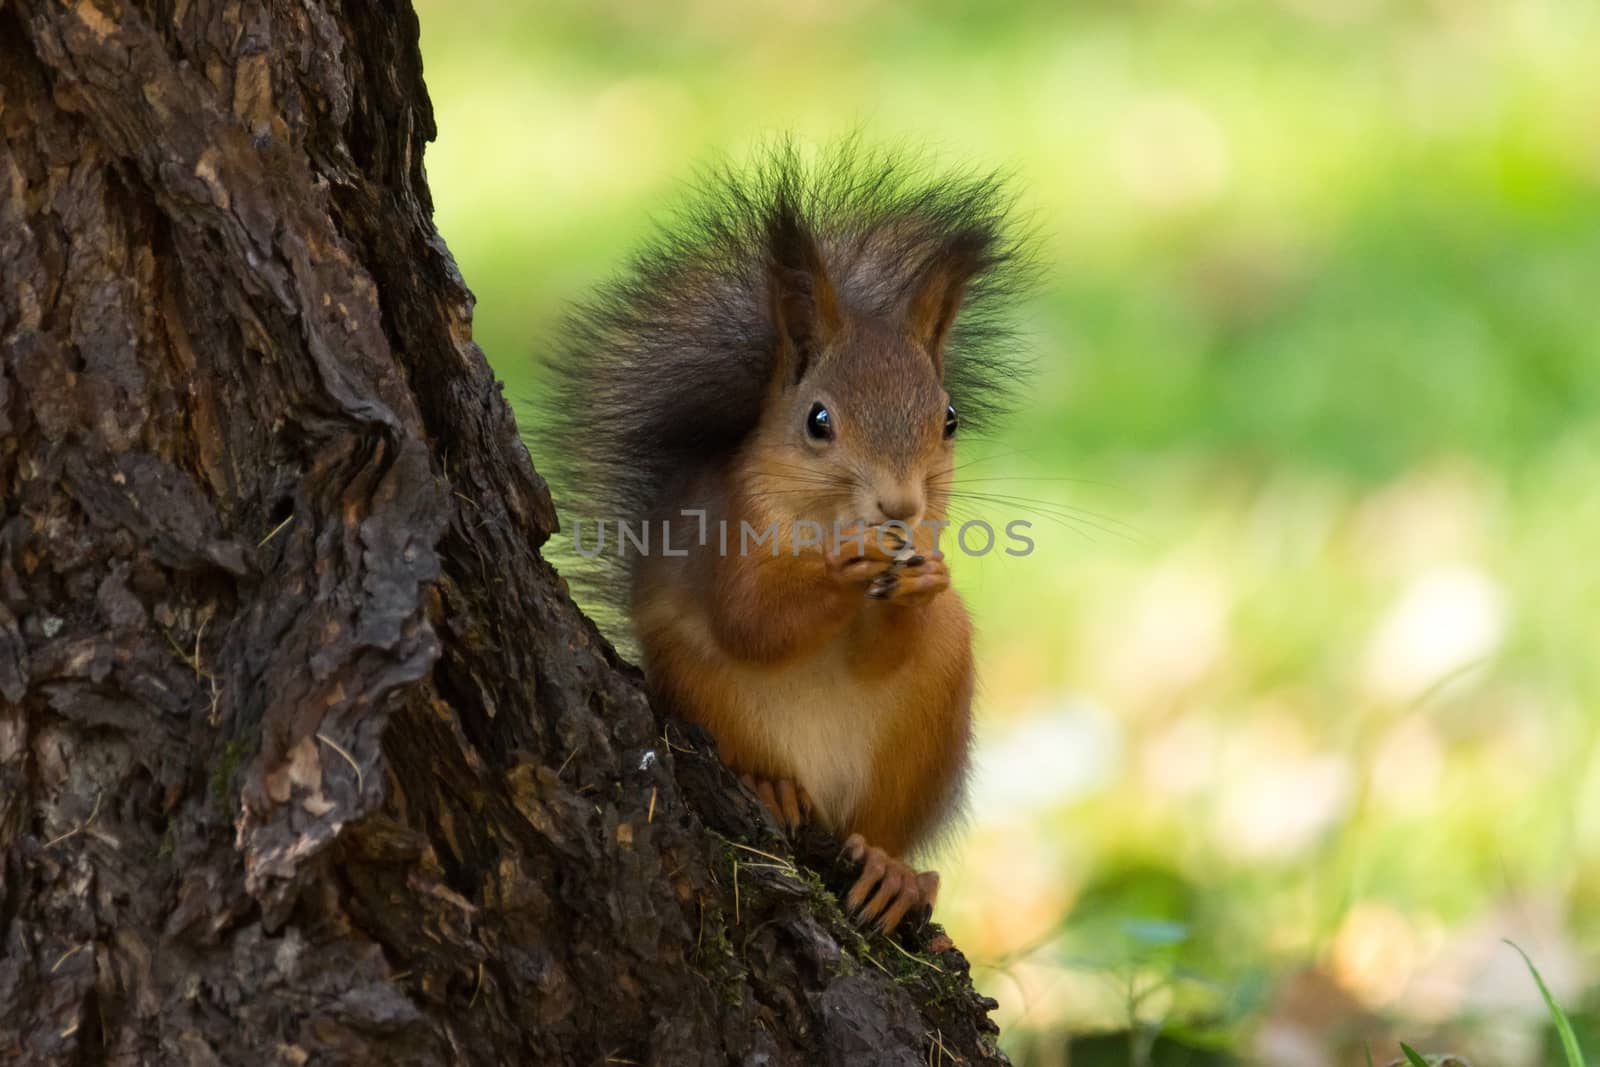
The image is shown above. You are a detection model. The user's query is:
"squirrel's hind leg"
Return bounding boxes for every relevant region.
[739,772,813,834]
[841,833,940,934]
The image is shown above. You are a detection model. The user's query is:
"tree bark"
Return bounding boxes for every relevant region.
[0,2,1007,1064]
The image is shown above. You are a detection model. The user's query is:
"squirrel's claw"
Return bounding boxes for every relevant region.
[841,832,940,934]
[825,550,895,588]
[868,553,949,606]
[824,523,906,587]
[739,772,811,834]
[829,554,896,586]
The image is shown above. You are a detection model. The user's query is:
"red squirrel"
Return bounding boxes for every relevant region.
[541,146,1029,932]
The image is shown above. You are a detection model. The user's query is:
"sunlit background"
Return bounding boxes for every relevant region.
[414,2,1600,1062]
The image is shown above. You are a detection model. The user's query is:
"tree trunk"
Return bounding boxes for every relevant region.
[0,2,1007,1063]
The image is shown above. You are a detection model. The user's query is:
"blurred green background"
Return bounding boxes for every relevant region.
[414,1,1600,1062]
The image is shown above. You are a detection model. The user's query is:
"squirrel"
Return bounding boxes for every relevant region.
[539,144,1030,933]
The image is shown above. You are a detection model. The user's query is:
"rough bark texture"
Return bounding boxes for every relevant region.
[0,1,1008,1063]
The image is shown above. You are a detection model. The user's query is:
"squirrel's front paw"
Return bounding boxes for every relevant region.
[866,552,950,605]
[739,773,812,834]
[841,833,940,934]
[823,524,901,587]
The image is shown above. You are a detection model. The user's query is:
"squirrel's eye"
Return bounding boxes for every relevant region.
[943,404,959,439]
[806,402,834,441]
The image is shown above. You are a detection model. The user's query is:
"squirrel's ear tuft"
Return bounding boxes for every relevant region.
[904,229,996,378]
[764,201,840,387]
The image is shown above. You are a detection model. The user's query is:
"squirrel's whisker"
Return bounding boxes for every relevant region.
[943,491,1142,544]
[935,473,1129,492]
[943,493,1136,533]
[938,485,1136,524]
[943,447,1043,477]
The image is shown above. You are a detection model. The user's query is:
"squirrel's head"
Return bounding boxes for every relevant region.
[740,206,991,534]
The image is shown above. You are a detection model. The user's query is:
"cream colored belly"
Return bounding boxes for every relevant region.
[723,641,896,831]
[633,583,901,831]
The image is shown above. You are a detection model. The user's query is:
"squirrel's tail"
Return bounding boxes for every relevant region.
[528,139,1035,640]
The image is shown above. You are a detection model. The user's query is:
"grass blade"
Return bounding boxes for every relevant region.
[1505,939,1586,1067]
[1398,1044,1430,1067]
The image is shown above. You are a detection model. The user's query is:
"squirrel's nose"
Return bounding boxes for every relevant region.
[877,493,922,522]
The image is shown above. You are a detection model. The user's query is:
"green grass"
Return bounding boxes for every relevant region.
[415,1,1600,1062]
[1510,940,1588,1067]
[1398,1045,1430,1067]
